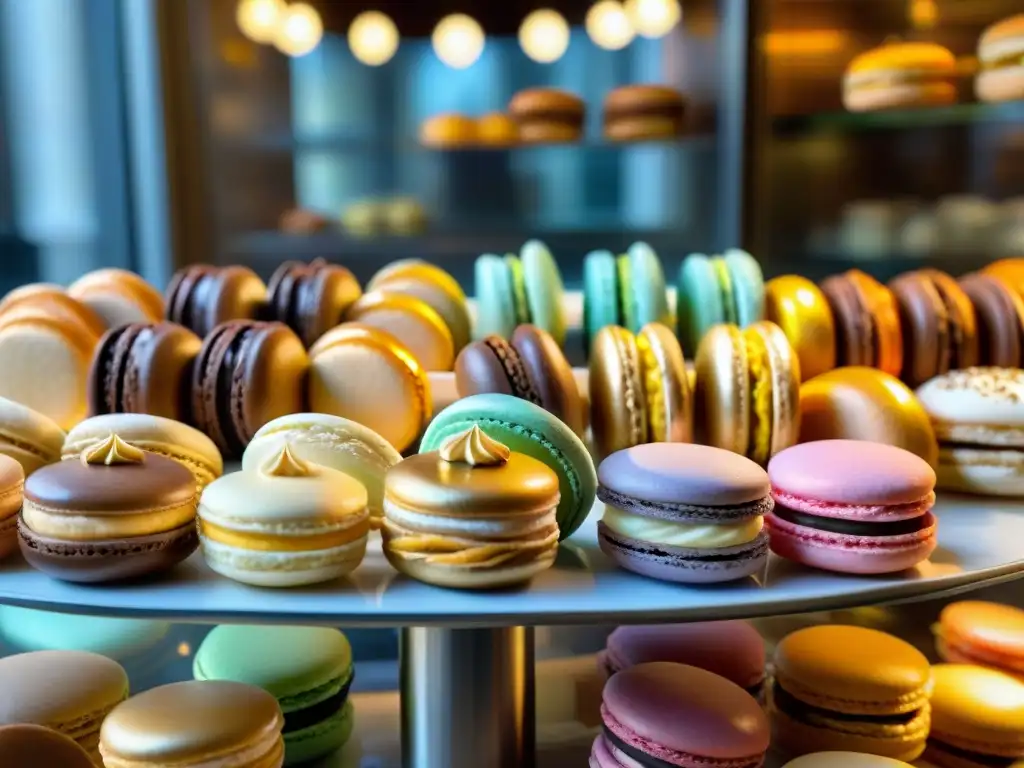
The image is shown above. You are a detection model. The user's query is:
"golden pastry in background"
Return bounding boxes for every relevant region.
[340,199,386,238]
[799,367,939,468]
[975,14,1024,103]
[420,113,477,148]
[382,197,427,235]
[843,41,958,112]
[476,113,520,146]
[764,275,836,382]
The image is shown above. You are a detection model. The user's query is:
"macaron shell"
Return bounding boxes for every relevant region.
[890,272,949,389]
[916,367,1024,439]
[765,275,836,381]
[677,254,726,356]
[694,324,751,456]
[369,274,471,352]
[624,242,671,332]
[474,254,518,340]
[521,240,567,346]
[821,274,875,368]
[959,272,1024,368]
[346,291,454,372]
[637,322,692,444]
[937,601,1024,674]
[772,705,928,762]
[583,250,622,348]
[936,446,1024,497]
[924,269,979,370]
[200,266,268,338]
[0,396,66,476]
[751,321,800,460]
[0,723,98,768]
[928,664,1024,757]
[512,324,585,436]
[285,698,353,765]
[781,752,915,767]
[454,337,531,400]
[589,326,648,457]
[850,270,903,377]
[724,249,765,327]
[68,268,165,328]
[0,293,107,338]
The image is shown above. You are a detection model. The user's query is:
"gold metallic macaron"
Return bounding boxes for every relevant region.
[366,261,471,352]
[345,290,455,372]
[798,367,938,468]
[765,275,836,382]
[589,323,692,458]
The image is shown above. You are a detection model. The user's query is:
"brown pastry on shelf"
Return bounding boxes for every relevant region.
[508,88,585,144]
[419,113,477,148]
[603,85,687,141]
[279,207,331,234]
[475,112,519,146]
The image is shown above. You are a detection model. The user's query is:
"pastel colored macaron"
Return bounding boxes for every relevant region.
[676,250,765,356]
[0,649,129,762]
[916,367,1024,497]
[0,724,97,768]
[0,282,67,311]
[0,290,107,338]
[593,662,769,768]
[772,625,932,761]
[695,321,800,466]
[600,621,766,698]
[926,664,1024,768]
[934,601,1024,677]
[384,425,560,588]
[420,393,596,539]
[798,368,939,468]
[821,270,903,377]
[20,434,199,582]
[781,753,914,768]
[589,323,692,457]
[0,606,170,661]
[199,445,369,587]
[581,243,671,346]
[195,625,354,765]
[0,455,23,560]
[192,320,308,458]
[959,272,1024,367]
[309,323,431,454]
[456,325,585,436]
[265,258,362,347]
[976,14,1024,103]
[88,321,203,422]
[242,412,401,522]
[765,275,837,381]
[766,440,937,574]
[0,396,65,476]
[346,290,455,371]
[165,264,268,338]
[68,268,165,328]
[843,42,957,111]
[99,680,285,768]
[63,413,223,490]
[597,442,772,583]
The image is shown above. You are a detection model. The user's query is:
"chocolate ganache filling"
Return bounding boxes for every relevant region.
[283,672,353,734]
[773,505,931,537]
[928,739,1020,768]
[773,681,922,726]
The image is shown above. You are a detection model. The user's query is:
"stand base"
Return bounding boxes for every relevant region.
[400,626,535,768]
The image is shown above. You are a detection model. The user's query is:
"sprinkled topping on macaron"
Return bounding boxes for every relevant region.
[81,433,145,466]
[260,444,312,478]
[438,425,510,466]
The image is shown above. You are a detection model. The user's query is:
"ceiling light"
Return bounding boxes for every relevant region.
[432,14,486,69]
[519,9,571,63]
[349,11,399,66]
[586,1,635,50]
[624,0,681,39]
[235,0,286,43]
[273,2,323,57]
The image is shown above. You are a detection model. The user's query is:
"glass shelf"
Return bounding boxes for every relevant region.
[773,100,1024,137]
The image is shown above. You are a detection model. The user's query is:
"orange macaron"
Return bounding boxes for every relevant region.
[843,42,958,112]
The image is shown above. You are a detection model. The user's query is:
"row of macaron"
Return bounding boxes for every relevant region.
[0,624,357,766]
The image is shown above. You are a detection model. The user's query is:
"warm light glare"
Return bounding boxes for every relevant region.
[348,11,399,66]
[177,642,191,657]
[432,14,486,69]
[764,30,845,56]
[909,0,938,29]
[623,0,681,38]
[586,1,635,50]
[274,2,323,57]
[519,9,570,63]
[235,0,285,43]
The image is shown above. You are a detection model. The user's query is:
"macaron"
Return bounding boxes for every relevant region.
[199,445,369,587]
[766,440,937,574]
[843,41,958,111]
[821,270,903,377]
[279,207,330,234]
[597,442,772,583]
[383,196,428,236]
[194,625,354,765]
[959,272,1024,367]
[475,112,520,146]
[603,84,687,141]
[925,664,1024,768]
[582,243,671,347]
[419,112,477,148]
[916,367,1024,497]
[68,268,165,328]
[781,753,915,768]
[0,724,97,768]
[242,412,401,521]
[165,264,268,338]
[889,270,979,389]
[593,662,769,768]
[308,323,431,454]
[345,290,454,371]
[455,325,585,437]
[798,367,939,468]
[600,621,766,698]
[420,393,596,539]
[87,321,203,422]
[589,323,692,457]
[0,291,107,338]
[99,681,285,768]
[0,396,65,476]
[976,14,1024,103]
[191,320,308,458]
[0,455,23,560]
[384,425,560,588]
[772,625,932,761]
[694,321,800,466]
[508,87,585,143]
[677,250,766,356]
[19,433,199,582]
[0,606,170,661]
[765,275,837,382]
[265,258,362,347]
[934,601,1024,676]
[0,649,129,762]
[63,413,224,490]
[0,282,67,311]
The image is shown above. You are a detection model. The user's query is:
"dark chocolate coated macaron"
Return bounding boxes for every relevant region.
[454,324,585,436]
[165,265,268,338]
[192,320,309,457]
[959,272,1024,368]
[266,258,362,347]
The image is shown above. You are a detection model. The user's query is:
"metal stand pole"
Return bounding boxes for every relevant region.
[400,626,535,768]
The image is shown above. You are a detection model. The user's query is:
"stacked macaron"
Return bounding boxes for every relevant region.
[975,14,1024,103]
[934,600,1024,677]
[603,85,687,141]
[508,88,585,144]
[959,272,1024,367]
[0,396,65,477]
[582,243,671,345]
[264,258,361,347]
[165,264,268,338]
[677,249,765,356]
[821,270,903,377]
[842,41,958,112]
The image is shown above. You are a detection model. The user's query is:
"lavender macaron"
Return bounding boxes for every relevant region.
[596,443,773,583]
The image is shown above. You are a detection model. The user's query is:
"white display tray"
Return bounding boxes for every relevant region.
[0,494,1021,627]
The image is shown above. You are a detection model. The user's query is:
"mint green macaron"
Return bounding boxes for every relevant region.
[194,625,354,765]
[521,239,566,346]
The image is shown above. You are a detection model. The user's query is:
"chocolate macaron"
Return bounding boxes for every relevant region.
[266,258,362,347]
[191,320,308,458]
[959,272,1024,367]
[821,269,903,377]
[508,88,585,143]
[603,84,687,142]
[165,265,268,338]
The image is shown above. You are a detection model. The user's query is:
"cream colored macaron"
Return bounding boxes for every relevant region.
[68,268,164,328]
[0,396,65,476]
[782,754,913,768]
[199,445,370,587]
[345,291,455,371]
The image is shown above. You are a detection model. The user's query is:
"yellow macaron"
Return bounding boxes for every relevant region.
[765,275,836,382]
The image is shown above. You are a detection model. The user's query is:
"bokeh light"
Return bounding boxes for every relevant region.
[273,3,323,57]
[348,11,400,66]
[624,0,682,38]
[519,10,571,64]
[235,0,286,43]
[586,1,635,50]
[432,14,486,69]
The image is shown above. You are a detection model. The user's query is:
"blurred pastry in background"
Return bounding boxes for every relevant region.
[843,41,957,112]
[975,14,1024,103]
[508,88,585,144]
[603,84,686,142]
[935,195,1001,256]
[838,201,901,258]
[476,112,519,146]
[898,209,939,257]
[419,113,477,148]
[383,196,428,235]
[341,198,386,238]
[997,196,1024,256]
[279,207,330,234]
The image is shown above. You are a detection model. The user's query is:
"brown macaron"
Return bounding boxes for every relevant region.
[603,85,687,142]
[0,725,97,768]
[165,265,268,339]
[508,88,586,144]
[959,272,1024,368]
[265,258,362,347]
[279,207,331,234]
[821,269,903,378]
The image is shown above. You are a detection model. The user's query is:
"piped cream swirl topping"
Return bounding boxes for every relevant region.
[261,444,313,478]
[82,434,145,466]
[439,425,510,467]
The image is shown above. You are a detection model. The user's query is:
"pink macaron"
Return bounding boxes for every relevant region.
[765,440,937,575]
[592,661,769,768]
